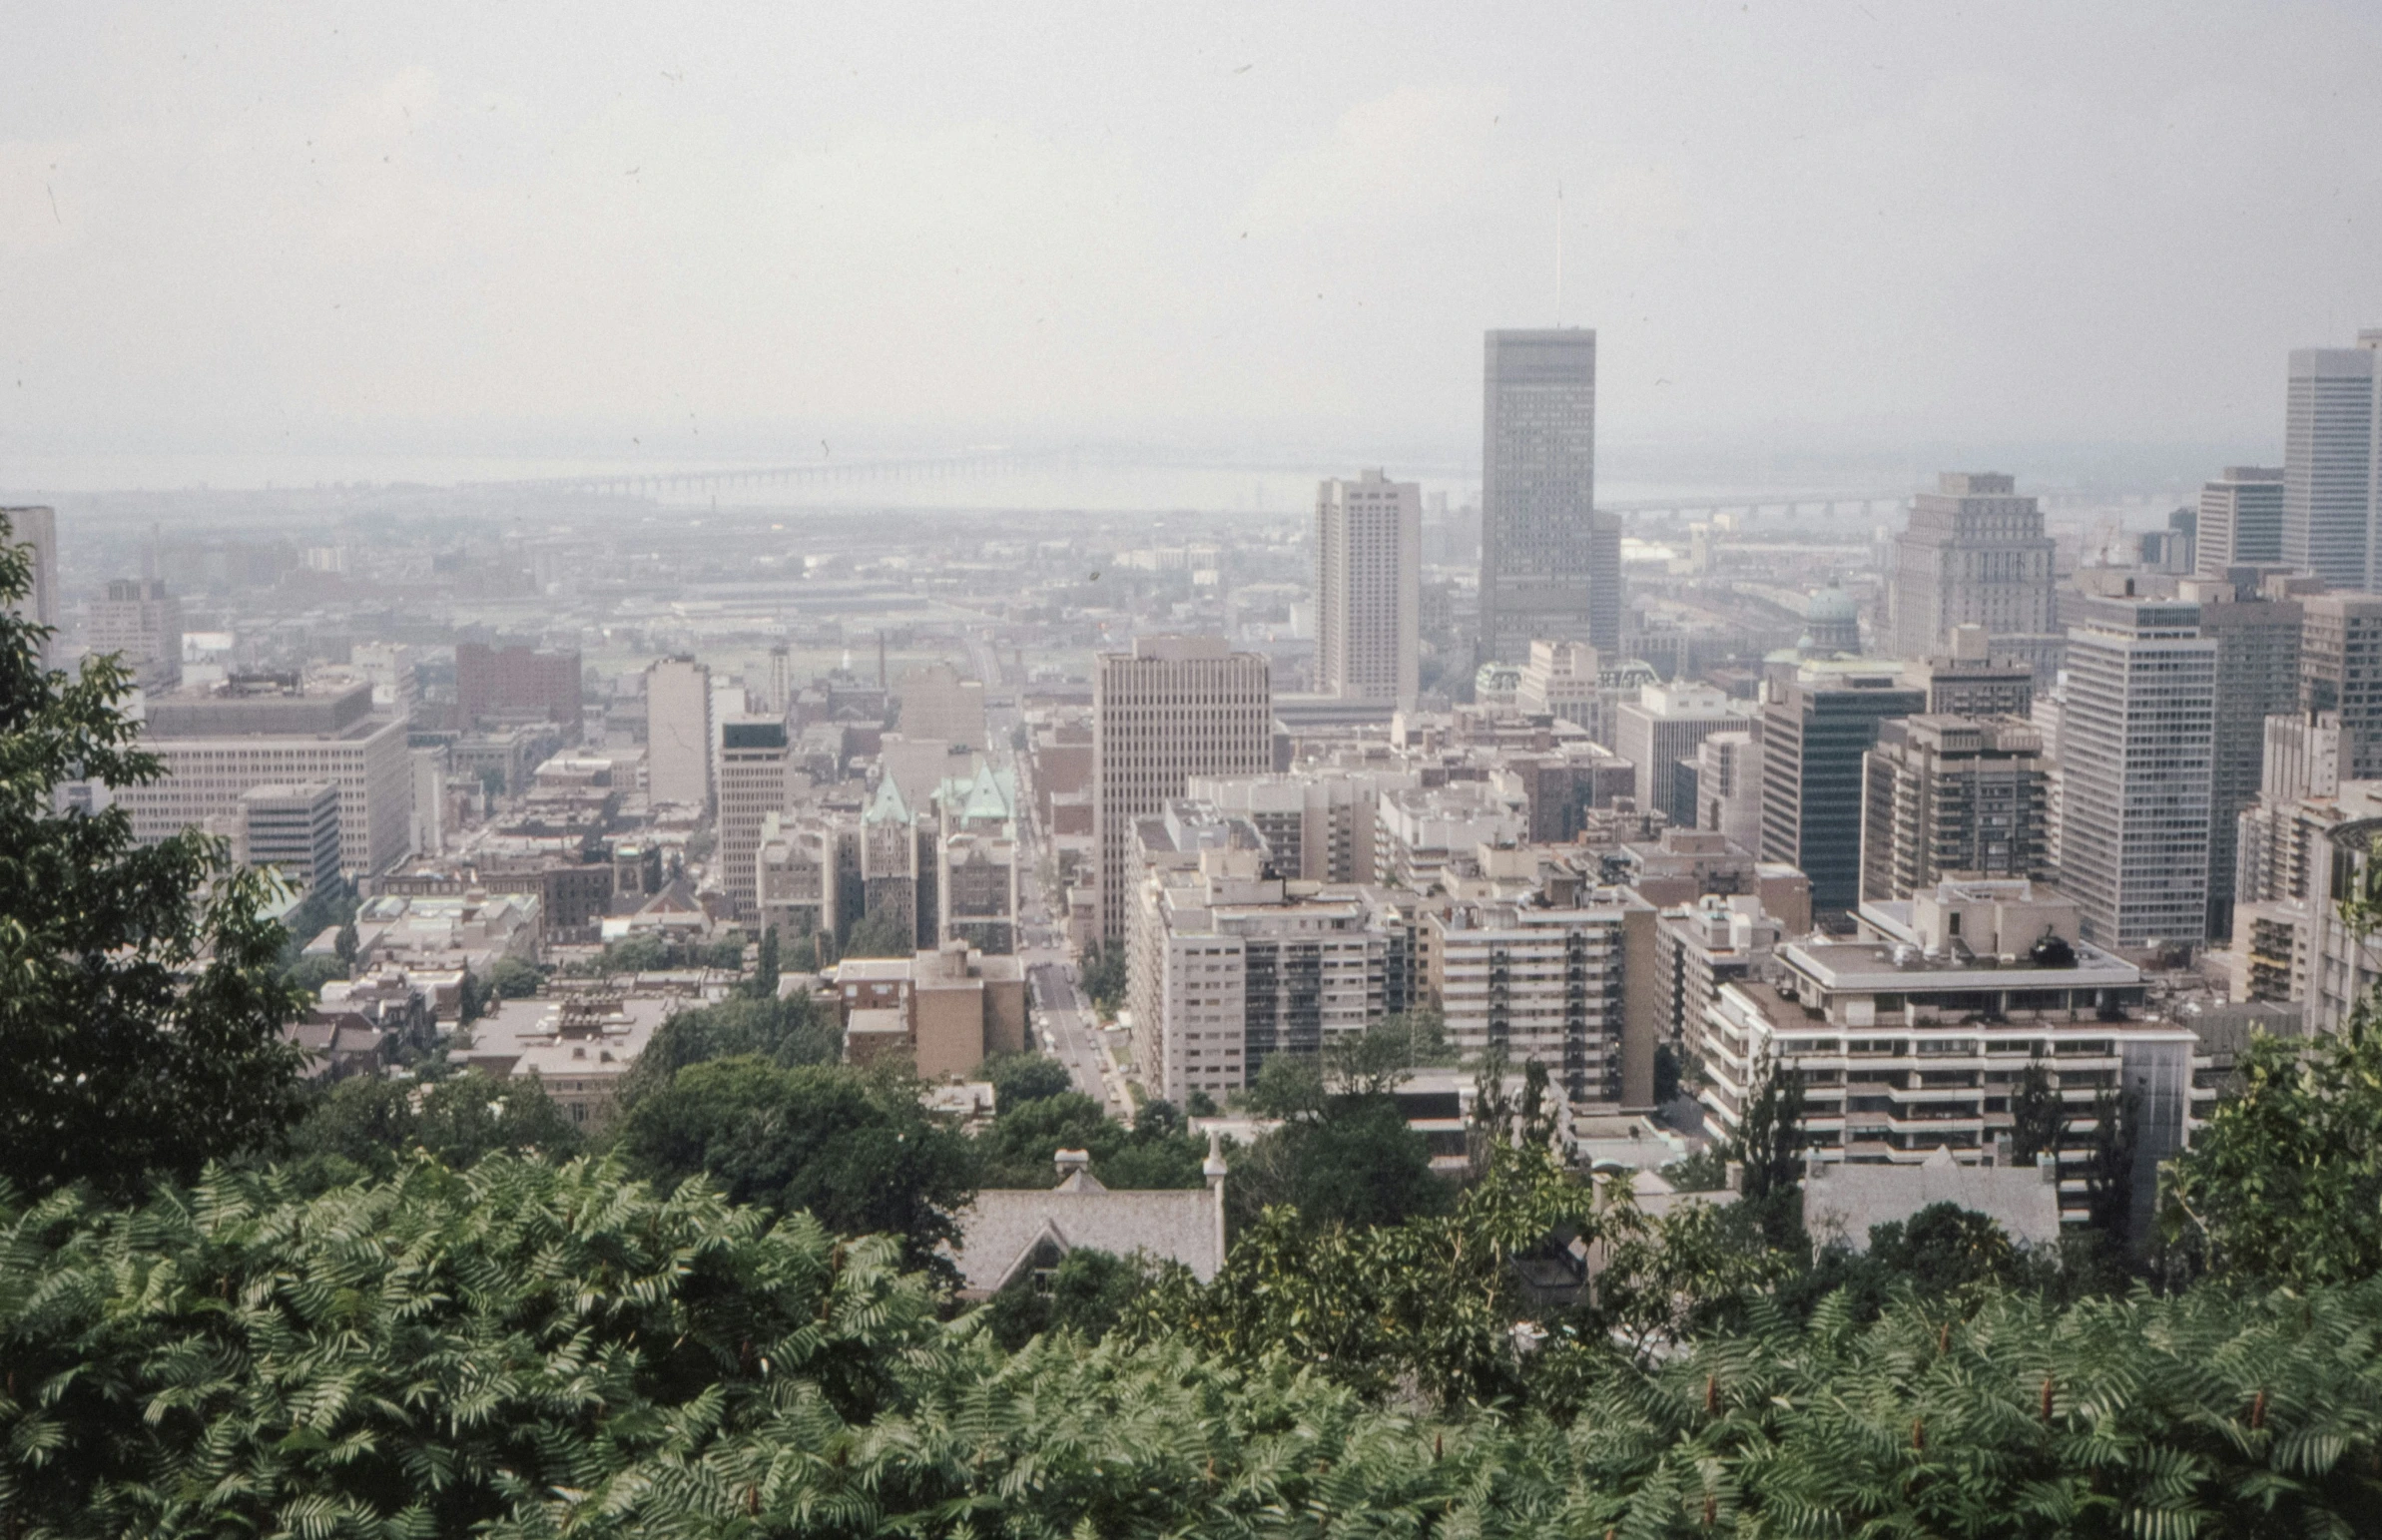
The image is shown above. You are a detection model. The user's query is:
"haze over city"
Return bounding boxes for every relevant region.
[9,2,2382,496]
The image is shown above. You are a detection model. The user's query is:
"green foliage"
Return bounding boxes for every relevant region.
[1246,1050,1326,1120]
[748,924,780,999]
[282,952,348,999]
[617,1057,975,1275]
[0,1156,942,1535]
[1145,1140,1597,1406]
[1227,1095,1448,1234]
[979,1248,1170,1351]
[619,994,841,1108]
[1078,936,1127,1014]
[701,936,746,971]
[598,932,671,973]
[842,906,913,958]
[457,964,488,1023]
[973,1090,1206,1190]
[10,1157,2382,1534]
[2011,1051,2064,1160]
[285,1068,584,1184]
[488,953,542,999]
[0,515,308,1203]
[274,875,360,970]
[2164,1015,2382,1285]
[980,1050,1073,1113]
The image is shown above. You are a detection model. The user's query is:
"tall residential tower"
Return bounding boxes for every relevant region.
[1313,470,1421,709]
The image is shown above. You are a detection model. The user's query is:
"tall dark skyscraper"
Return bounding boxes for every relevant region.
[1479,329,1617,663]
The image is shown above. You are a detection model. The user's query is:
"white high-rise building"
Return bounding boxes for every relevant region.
[2281,335,2382,592]
[1314,469,1420,709]
[1093,636,1271,943]
[646,657,714,811]
[2055,597,2216,951]
[1613,681,1746,824]
[1480,329,1616,662]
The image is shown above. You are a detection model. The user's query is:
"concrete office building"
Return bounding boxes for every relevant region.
[1092,636,1272,943]
[717,720,794,922]
[2056,597,2216,952]
[1653,893,1784,1052]
[2300,594,2382,778]
[1902,624,2037,719]
[1,506,58,668]
[1314,469,1421,709]
[645,657,713,810]
[1479,329,1618,661]
[124,677,410,876]
[1760,666,1926,921]
[1860,716,2051,903]
[87,578,182,691]
[1886,473,2059,661]
[2196,467,2286,577]
[2187,572,2312,937]
[1613,681,1745,825]
[2281,336,2382,592]
[240,781,342,898]
[1432,892,1658,1109]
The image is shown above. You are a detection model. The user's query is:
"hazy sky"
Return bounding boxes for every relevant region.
[6,2,2380,480]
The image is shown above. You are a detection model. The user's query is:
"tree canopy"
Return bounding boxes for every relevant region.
[0,514,307,1201]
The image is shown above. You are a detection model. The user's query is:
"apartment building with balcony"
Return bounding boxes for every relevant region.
[1696,878,2208,1229]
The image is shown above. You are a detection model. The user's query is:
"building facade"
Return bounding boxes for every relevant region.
[2188,572,2310,938]
[87,578,182,691]
[456,642,583,741]
[2300,594,2382,780]
[1613,681,1745,825]
[717,719,793,922]
[1432,893,1658,1109]
[241,781,342,897]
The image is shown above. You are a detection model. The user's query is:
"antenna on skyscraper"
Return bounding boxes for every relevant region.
[1554,181,1564,324]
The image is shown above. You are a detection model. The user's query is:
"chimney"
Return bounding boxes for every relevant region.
[1054,1148,1091,1183]
[1800,1149,1824,1184]
[878,630,888,691]
[1726,1159,1747,1193]
[2038,1151,2060,1185]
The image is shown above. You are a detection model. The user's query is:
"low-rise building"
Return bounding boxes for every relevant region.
[834,939,1028,1078]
